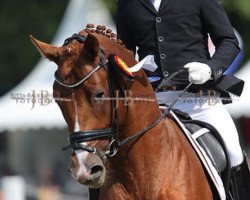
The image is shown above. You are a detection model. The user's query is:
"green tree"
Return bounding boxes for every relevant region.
[0,0,68,95]
[223,0,250,64]
[223,0,250,19]
[102,0,116,19]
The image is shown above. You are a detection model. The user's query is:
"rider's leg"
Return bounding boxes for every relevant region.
[156,91,250,199]
[228,152,250,200]
[182,96,243,167]
[156,91,244,167]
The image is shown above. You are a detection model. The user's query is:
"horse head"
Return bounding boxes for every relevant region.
[30,25,157,188]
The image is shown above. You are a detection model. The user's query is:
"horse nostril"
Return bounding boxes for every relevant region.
[90,165,103,175]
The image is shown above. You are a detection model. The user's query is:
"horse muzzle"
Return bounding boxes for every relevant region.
[70,150,106,188]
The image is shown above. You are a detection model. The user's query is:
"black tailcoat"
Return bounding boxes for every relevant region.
[117,0,244,99]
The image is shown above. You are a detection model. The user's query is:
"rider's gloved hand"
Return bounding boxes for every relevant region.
[184,62,212,84]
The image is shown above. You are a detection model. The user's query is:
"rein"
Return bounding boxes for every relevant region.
[59,33,190,159]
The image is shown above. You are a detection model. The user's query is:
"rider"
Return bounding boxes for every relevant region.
[116,0,250,199]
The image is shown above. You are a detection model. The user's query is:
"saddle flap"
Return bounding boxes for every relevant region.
[185,123,227,174]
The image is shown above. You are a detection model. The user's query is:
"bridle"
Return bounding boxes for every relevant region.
[57,33,192,159]
[56,33,119,158]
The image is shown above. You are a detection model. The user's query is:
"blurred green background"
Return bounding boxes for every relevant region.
[0,0,249,96]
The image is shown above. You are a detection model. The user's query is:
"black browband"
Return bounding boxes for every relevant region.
[63,33,87,45]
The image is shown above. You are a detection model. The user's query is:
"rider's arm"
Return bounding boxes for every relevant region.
[200,0,240,81]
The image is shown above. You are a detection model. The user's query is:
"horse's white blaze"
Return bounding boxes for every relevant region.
[73,95,81,132]
[75,147,90,179]
[74,118,80,132]
[72,94,90,180]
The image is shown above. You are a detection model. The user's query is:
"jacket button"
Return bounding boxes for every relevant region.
[156,17,161,23]
[163,71,169,77]
[158,36,164,42]
[160,53,166,59]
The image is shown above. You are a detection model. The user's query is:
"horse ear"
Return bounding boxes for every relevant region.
[83,33,100,61]
[29,35,60,63]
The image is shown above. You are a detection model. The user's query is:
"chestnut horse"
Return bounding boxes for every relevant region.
[30,25,212,199]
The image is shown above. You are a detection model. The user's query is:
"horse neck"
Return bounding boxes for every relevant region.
[96,35,171,175]
[107,71,177,182]
[121,72,162,133]
[106,106,206,198]
[95,34,179,181]
[96,33,163,134]
[106,116,187,198]
[97,36,209,197]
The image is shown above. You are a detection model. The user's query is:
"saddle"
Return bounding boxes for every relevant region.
[167,107,250,200]
[173,108,229,175]
[159,106,230,200]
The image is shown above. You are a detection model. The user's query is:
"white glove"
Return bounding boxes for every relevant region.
[184,62,212,84]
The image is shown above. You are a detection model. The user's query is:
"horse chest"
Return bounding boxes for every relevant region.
[100,181,162,200]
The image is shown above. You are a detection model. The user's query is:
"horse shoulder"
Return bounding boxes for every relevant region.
[159,119,213,199]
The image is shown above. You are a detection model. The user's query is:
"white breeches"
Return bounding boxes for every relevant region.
[156,91,244,167]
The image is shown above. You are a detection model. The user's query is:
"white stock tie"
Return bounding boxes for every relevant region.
[151,0,162,11]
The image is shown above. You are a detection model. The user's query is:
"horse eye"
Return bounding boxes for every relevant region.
[93,91,105,104]
[95,91,105,99]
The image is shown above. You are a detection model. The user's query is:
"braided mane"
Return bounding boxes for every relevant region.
[85,24,126,48]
